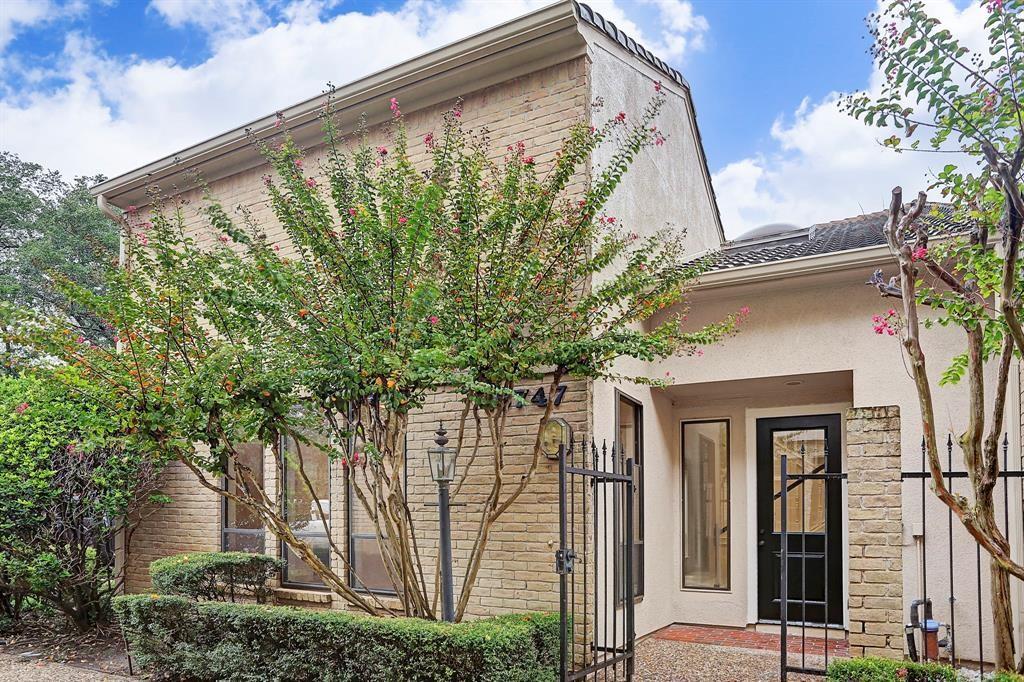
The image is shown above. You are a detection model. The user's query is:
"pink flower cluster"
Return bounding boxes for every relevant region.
[424,132,435,150]
[615,111,626,123]
[872,309,900,336]
[14,402,29,414]
[390,97,401,118]
[986,0,1004,11]
[911,245,928,261]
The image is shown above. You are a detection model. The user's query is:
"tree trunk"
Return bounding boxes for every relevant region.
[991,559,1017,672]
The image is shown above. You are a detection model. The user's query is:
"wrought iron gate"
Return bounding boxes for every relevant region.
[778,450,847,679]
[558,440,636,681]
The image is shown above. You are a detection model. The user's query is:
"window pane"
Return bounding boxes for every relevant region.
[223,443,265,553]
[348,439,396,594]
[351,536,392,592]
[282,537,331,586]
[223,530,265,553]
[772,429,826,532]
[283,437,331,587]
[617,396,643,599]
[682,421,730,589]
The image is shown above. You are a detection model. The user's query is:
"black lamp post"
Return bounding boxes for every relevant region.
[427,422,458,622]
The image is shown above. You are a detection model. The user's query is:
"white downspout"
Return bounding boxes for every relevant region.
[96,193,130,593]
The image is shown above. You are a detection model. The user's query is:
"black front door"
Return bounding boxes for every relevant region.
[756,414,843,626]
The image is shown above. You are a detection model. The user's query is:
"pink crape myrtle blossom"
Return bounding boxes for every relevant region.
[911,246,928,261]
[14,402,28,414]
[872,308,900,336]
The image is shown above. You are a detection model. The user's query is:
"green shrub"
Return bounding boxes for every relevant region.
[0,373,163,631]
[991,672,1024,682]
[114,594,558,682]
[826,657,959,681]
[150,552,283,604]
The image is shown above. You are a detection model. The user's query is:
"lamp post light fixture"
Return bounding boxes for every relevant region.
[428,422,458,622]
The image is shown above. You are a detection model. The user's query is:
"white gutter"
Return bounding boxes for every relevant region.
[694,244,898,291]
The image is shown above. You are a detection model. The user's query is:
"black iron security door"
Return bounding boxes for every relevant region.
[756,414,843,626]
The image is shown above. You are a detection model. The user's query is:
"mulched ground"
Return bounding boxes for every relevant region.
[0,614,131,681]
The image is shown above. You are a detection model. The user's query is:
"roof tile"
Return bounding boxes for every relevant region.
[708,204,967,271]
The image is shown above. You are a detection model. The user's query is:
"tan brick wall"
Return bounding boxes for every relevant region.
[402,379,590,618]
[123,57,592,622]
[846,406,904,659]
[124,460,221,593]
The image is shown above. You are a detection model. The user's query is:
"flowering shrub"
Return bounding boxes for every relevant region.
[5,88,741,619]
[114,595,559,682]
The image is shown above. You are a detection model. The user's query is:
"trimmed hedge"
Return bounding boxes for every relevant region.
[150,552,283,604]
[826,657,959,681]
[113,594,559,682]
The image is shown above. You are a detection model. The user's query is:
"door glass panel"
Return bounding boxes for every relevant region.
[772,429,826,532]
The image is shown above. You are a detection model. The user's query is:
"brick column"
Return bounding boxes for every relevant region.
[846,406,904,659]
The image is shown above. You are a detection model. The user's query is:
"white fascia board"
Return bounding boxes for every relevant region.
[694,244,898,290]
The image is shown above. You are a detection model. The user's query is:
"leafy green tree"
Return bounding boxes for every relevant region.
[0,152,118,356]
[0,372,164,632]
[847,0,1023,670]
[6,91,741,620]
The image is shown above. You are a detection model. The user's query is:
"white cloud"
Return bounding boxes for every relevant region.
[0,0,707,181]
[712,0,989,239]
[582,0,707,62]
[1,0,57,51]
[147,0,272,42]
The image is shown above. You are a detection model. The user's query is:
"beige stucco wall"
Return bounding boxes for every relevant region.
[582,22,728,641]
[602,264,1024,662]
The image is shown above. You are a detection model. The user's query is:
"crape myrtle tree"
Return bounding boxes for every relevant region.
[847,0,1024,670]
[8,88,742,620]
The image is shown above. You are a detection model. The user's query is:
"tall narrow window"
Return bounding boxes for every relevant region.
[348,462,398,594]
[617,393,644,600]
[682,420,730,589]
[281,437,331,588]
[222,443,266,553]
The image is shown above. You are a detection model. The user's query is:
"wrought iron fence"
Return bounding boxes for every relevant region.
[778,451,847,679]
[558,440,636,681]
[900,434,1023,674]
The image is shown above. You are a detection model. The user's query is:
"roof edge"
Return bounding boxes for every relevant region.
[92,0,581,203]
[695,243,897,291]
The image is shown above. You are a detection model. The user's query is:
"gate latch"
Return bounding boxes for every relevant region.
[555,548,576,575]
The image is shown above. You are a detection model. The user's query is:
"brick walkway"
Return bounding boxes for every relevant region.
[650,624,849,659]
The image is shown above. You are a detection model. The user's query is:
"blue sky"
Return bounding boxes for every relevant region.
[0,0,983,237]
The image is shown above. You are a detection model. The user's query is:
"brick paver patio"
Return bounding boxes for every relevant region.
[650,624,849,659]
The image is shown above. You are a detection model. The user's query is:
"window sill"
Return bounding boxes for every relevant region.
[274,587,332,605]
